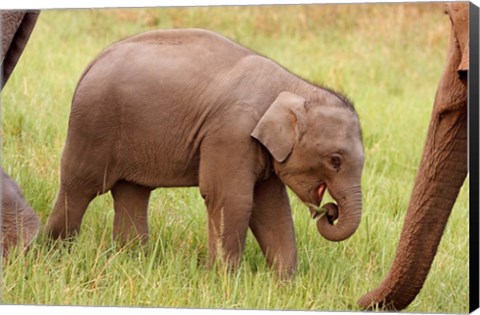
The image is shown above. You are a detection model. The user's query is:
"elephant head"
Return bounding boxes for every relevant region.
[252,90,364,242]
[358,2,469,310]
[1,170,41,258]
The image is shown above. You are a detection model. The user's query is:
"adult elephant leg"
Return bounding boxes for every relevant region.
[250,175,297,278]
[1,10,40,88]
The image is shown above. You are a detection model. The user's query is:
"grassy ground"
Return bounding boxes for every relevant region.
[1,3,469,313]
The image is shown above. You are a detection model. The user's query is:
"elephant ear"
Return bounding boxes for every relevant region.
[251,91,306,162]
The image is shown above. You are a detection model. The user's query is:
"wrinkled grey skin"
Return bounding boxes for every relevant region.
[1,10,40,88]
[46,29,364,275]
[1,171,41,258]
[1,10,41,258]
[358,3,469,310]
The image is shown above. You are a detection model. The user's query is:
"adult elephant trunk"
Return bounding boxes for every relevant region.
[358,3,468,310]
[358,100,467,310]
[316,184,362,242]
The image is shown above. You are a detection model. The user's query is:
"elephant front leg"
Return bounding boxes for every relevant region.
[199,146,259,270]
[202,179,255,270]
[250,175,297,278]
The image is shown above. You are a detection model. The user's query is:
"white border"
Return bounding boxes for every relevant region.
[0,305,443,315]
[0,0,468,10]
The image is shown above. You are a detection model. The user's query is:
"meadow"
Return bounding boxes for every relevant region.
[1,3,469,313]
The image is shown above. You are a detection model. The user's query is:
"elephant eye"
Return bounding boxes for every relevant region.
[330,155,342,172]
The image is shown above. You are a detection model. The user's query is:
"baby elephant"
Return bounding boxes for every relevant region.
[46,29,364,275]
[2,170,41,258]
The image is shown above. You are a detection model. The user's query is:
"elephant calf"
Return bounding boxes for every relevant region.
[1,170,41,258]
[46,29,365,275]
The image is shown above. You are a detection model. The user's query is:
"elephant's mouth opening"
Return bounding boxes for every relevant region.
[306,183,339,225]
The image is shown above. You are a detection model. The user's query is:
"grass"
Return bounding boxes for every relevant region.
[1,3,469,313]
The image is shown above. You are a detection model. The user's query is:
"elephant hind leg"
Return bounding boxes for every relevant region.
[45,184,97,240]
[111,180,151,245]
[46,161,117,240]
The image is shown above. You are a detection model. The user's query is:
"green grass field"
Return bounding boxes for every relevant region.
[1,3,469,313]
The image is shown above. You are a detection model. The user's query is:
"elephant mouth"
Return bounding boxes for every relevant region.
[305,183,326,211]
[306,183,338,223]
[317,182,327,205]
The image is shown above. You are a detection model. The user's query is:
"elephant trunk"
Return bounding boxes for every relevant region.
[316,184,362,242]
[357,24,468,308]
[358,105,467,310]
